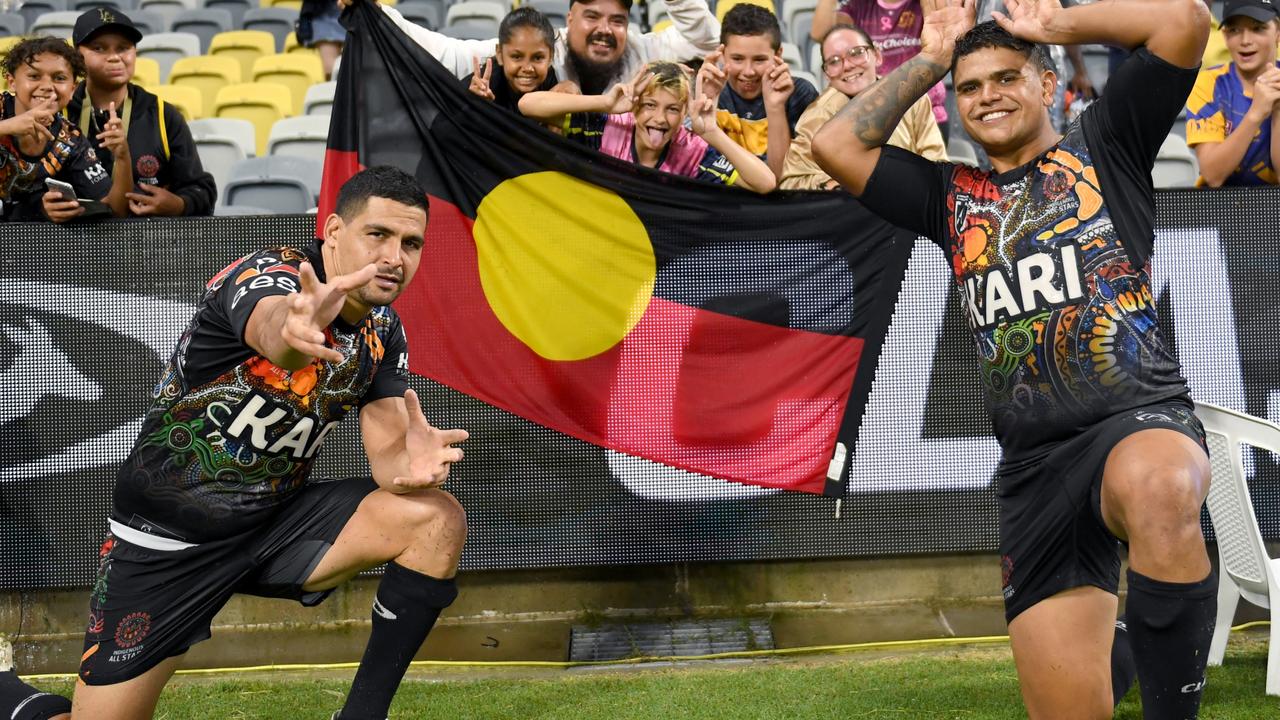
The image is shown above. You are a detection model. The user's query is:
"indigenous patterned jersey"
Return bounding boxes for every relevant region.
[112,244,409,544]
[1184,61,1280,186]
[0,92,112,221]
[860,48,1195,457]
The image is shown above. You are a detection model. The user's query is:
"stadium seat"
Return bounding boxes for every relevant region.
[214,203,273,215]
[266,114,329,164]
[18,0,67,33]
[138,0,195,31]
[170,8,233,53]
[137,31,201,82]
[1082,44,1111,93]
[647,3,668,28]
[780,42,803,74]
[282,31,318,57]
[650,18,672,33]
[260,0,302,10]
[242,7,298,52]
[213,81,292,155]
[251,53,322,116]
[791,68,820,93]
[783,0,819,41]
[715,0,775,23]
[152,82,202,120]
[524,0,567,27]
[1152,133,1197,188]
[169,55,241,119]
[443,0,503,38]
[302,80,335,116]
[223,155,322,213]
[948,136,979,167]
[128,9,167,36]
[29,10,80,39]
[190,116,255,190]
[133,56,162,88]
[396,0,443,31]
[0,12,24,37]
[208,29,276,84]
[204,0,254,28]
[808,43,822,78]
[70,0,132,11]
[1195,403,1280,696]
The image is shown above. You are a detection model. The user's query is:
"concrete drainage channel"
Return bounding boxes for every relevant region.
[568,618,774,667]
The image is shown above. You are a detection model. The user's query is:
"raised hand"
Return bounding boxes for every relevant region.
[603,68,652,114]
[689,95,717,136]
[992,0,1067,45]
[697,46,727,99]
[469,56,496,101]
[919,0,979,65]
[392,389,469,490]
[2,96,56,146]
[762,57,795,111]
[96,102,130,161]
[281,261,378,364]
[1248,66,1280,123]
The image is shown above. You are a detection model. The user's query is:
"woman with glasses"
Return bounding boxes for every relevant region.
[780,23,946,189]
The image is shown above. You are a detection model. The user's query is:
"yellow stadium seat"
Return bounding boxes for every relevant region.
[169,55,241,120]
[260,0,302,9]
[715,0,776,23]
[652,18,673,32]
[152,84,203,121]
[133,57,162,89]
[282,32,318,57]
[208,29,275,83]
[252,53,323,116]
[214,82,292,155]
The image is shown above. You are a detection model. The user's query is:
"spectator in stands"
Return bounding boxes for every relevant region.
[69,9,217,217]
[344,0,720,95]
[0,36,131,222]
[464,7,560,111]
[1185,0,1280,186]
[781,22,945,190]
[518,61,777,192]
[811,0,949,134]
[298,0,346,79]
[697,4,818,179]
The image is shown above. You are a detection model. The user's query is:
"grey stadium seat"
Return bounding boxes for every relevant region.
[170,8,233,54]
[242,7,298,52]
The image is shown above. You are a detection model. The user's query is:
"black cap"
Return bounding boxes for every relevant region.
[1223,0,1278,23]
[73,7,144,47]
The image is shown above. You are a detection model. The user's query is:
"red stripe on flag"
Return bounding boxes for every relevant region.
[317,149,363,234]
[396,195,862,493]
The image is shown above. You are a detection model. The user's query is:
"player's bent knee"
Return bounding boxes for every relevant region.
[401,489,467,540]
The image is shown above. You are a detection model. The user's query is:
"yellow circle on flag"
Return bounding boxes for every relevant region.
[473,172,656,361]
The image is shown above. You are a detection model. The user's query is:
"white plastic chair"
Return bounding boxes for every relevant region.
[303,80,335,116]
[1153,133,1198,189]
[1195,402,1280,696]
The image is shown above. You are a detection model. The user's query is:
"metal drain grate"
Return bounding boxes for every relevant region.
[568,618,774,662]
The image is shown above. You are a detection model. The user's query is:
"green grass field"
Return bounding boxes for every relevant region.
[40,631,1276,719]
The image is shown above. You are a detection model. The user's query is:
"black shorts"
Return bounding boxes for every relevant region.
[79,477,379,686]
[997,399,1206,623]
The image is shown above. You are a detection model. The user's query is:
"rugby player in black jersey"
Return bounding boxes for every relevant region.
[0,166,467,720]
[814,0,1215,717]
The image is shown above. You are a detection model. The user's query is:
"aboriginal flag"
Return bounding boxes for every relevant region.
[322,1,915,496]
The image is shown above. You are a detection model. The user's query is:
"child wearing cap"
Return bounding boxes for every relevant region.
[518,60,777,193]
[68,7,217,216]
[1185,0,1280,186]
[0,35,130,222]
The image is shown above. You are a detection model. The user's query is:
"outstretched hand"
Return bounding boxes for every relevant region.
[697,46,727,99]
[992,0,1067,45]
[281,261,377,364]
[919,0,979,65]
[393,389,469,490]
[96,102,130,161]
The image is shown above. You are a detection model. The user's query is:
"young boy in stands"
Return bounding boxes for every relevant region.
[1185,0,1280,186]
[695,4,818,179]
[68,8,216,216]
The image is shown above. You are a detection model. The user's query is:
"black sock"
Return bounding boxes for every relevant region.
[338,563,458,720]
[0,671,72,720]
[1111,617,1137,707]
[1125,568,1217,719]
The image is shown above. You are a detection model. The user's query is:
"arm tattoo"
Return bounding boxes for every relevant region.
[836,54,949,147]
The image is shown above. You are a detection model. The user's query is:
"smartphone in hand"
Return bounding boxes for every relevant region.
[44,177,78,201]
